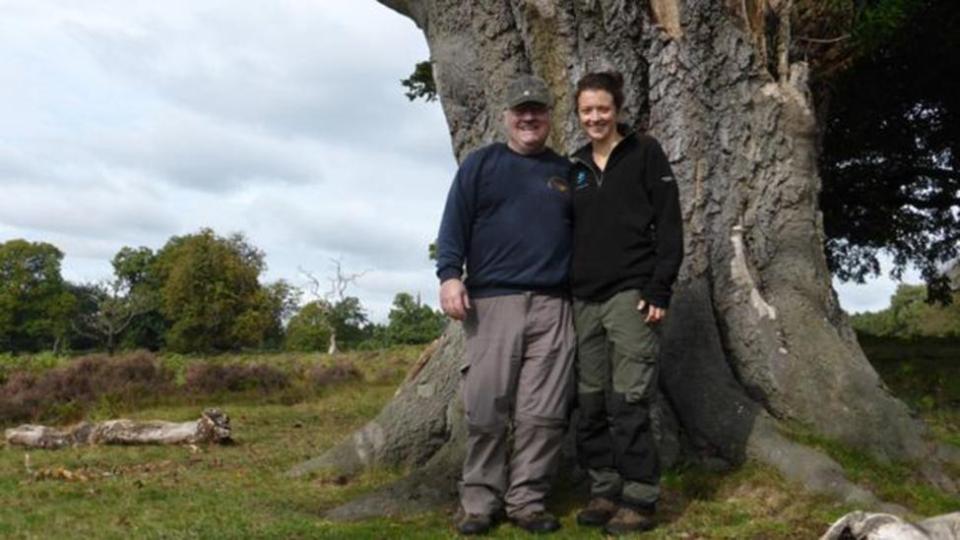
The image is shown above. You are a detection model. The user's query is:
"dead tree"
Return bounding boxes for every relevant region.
[5,408,232,449]
[293,0,959,520]
[820,511,960,540]
[299,258,367,354]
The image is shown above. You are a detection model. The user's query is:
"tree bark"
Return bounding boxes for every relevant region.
[296,0,958,518]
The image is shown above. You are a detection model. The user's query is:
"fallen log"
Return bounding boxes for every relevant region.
[821,511,960,540]
[4,408,231,449]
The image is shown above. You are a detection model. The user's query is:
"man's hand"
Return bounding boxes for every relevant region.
[637,298,665,324]
[440,278,471,321]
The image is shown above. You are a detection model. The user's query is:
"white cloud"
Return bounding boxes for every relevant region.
[0,1,453,322]
[87,107,327,192]
[0,1,898,324]
[0,182,177,239]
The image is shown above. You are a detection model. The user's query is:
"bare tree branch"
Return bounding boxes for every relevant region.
[73,279,154,354]
[325,258,368,302]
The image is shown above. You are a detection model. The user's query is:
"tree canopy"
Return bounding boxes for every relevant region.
[385,292,445,345]
[150,229,293,353]
[0,240,75,353]
[818,0,960,301]
[851,284,960,338]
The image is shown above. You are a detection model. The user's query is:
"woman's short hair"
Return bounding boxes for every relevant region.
[575,71,625,110]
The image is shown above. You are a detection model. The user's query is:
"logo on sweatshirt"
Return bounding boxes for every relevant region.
[547,177,569,193]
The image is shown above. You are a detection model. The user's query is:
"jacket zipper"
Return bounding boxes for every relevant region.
[571,132,632,189]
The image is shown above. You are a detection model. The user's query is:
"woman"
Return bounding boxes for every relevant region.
[569,71,683,535]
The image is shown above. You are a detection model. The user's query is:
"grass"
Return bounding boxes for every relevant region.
[1,371,409,538]
[0,341,957,538]
[860,334,960,453]
[780,422,959,517]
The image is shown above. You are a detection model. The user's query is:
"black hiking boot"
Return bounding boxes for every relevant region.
[510,511,561,534]
[457,513,493,535]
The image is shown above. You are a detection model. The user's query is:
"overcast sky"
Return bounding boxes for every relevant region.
[1,1,914,322]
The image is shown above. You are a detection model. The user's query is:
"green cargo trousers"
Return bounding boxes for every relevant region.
[574,289,661,507]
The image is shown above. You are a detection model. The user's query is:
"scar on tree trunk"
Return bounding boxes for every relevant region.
[293,0,959,521]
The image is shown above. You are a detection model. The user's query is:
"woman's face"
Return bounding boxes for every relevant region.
[577,89,618,143]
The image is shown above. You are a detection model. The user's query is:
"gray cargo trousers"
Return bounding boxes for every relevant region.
[459,293,575,519]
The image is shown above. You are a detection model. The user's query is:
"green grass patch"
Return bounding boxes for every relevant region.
[780,423,959,516]
[1,341,958,538]
[0,356,414,540]
[860,335,960,412]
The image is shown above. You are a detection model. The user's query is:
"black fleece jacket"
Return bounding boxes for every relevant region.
[570,131,683,307]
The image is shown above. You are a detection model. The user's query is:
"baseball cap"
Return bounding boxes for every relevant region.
[504,74,553,109]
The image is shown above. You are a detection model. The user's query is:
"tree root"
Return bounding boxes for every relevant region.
[319,412,932,522]
[323,414,466,521]
[746,415,901,511]
[288,332,462,479]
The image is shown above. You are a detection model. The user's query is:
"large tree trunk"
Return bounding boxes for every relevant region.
[295,0,959,518]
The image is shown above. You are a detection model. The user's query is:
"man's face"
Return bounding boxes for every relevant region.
[503,103,551,155]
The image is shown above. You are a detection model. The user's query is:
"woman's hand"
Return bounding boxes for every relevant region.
[637,298,665,324]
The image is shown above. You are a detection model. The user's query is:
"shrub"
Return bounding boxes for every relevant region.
[0,351,173,424]
[183,362,290,395]
[307,361,362,388]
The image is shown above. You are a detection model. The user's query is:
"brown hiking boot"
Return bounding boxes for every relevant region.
[576,497,618,527]
[603,505,656,535]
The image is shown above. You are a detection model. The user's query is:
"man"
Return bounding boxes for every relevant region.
[435,74,574,536]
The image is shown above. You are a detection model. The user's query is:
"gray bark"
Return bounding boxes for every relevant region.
[296,0,958,518]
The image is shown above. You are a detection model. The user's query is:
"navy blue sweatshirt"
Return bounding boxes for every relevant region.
[436,143,572,298]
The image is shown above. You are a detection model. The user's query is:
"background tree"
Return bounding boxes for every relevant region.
[298,0,958,519]
[65,282,105,352]
[258,280,300,349]
[300,259,370,354]
[385,292,445,345]
[284,300,334,352]
[152,229,291,353]
[0,239,76,353]
[111,246,167,350]
[71,278,152,355]
[326,297,371,351]
[852,284,960,338]
[817,0,960,301]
